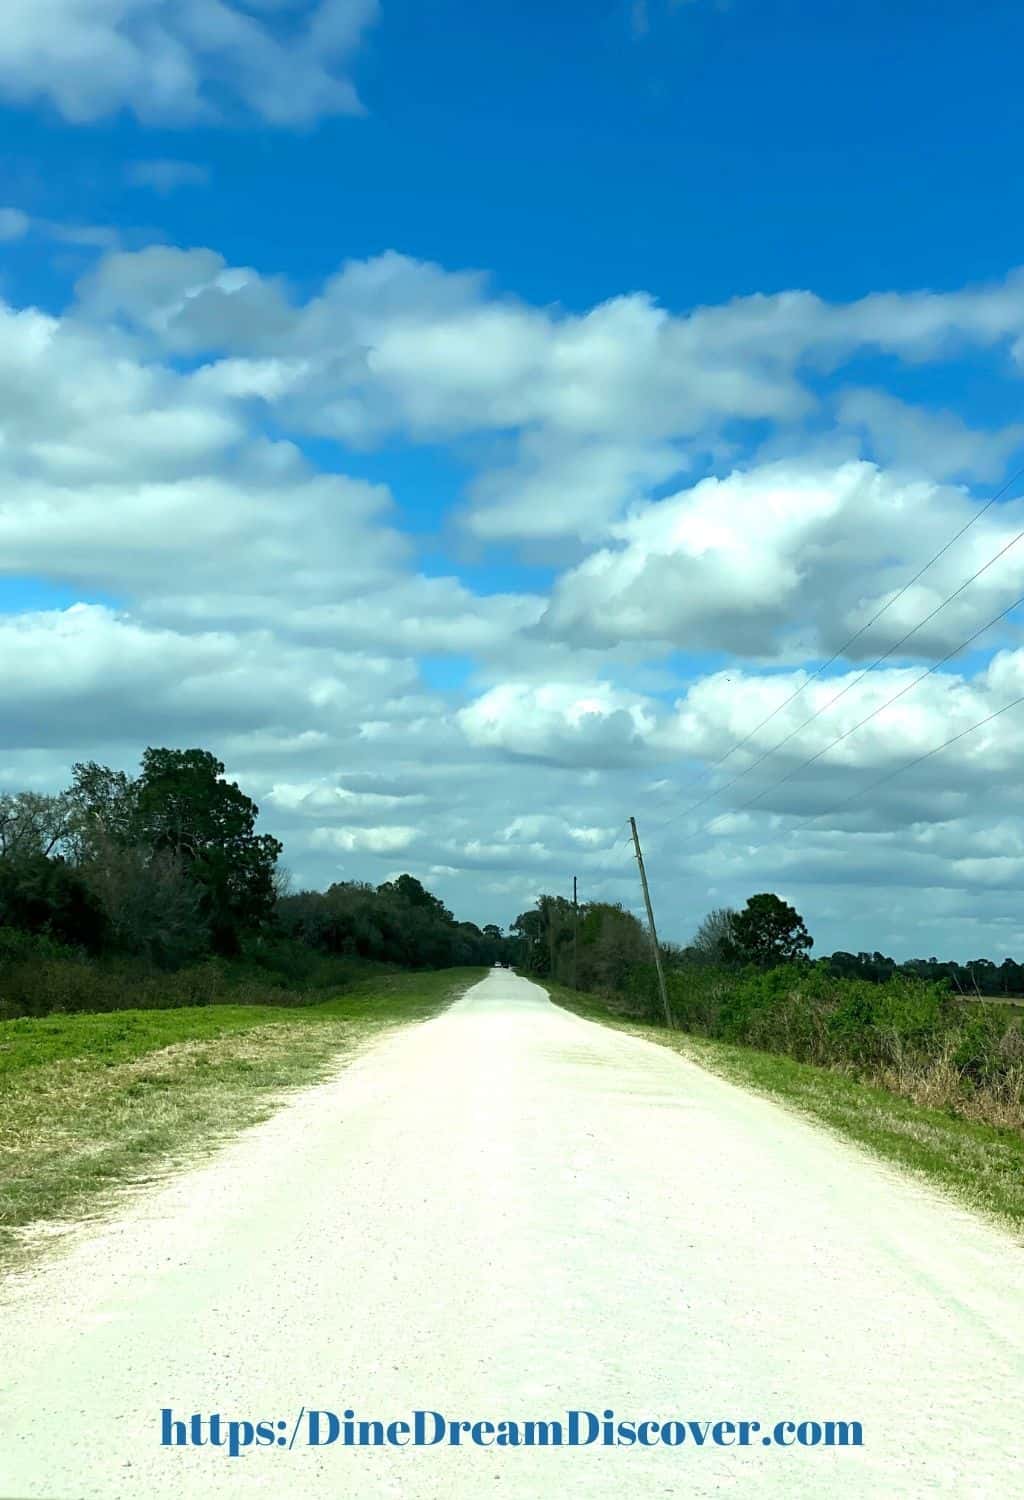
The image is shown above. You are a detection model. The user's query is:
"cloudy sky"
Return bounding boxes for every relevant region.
[3,0,1024,960]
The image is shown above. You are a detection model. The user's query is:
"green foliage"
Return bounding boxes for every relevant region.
[636,962,1021,1122]
[67,762,140,857]
[0,853,107,953]
[568,890,1023,1128]
[277,877,514,973]
[78,836,208,969]
[0,940,398,1021]
[511,895,649,990]
[136,748,282,954]
[724,892,813,967]
[0,927,81,966]
[1,747,504,1017]
[827,948,1024,997]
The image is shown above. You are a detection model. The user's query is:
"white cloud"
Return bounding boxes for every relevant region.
[309,825,420,854]
[658,658,1024,786]
[0,604,420,747]
[265,780,426,817]
[71,247,1024,547]
[537,459,1024,661]
[458,682,657,766]
[836,389,1024,483]
[5,242,1024,954]
[0,0,378,125]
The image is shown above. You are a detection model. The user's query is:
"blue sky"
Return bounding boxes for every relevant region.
[3,0,1024,958]
[7,0,1024,314]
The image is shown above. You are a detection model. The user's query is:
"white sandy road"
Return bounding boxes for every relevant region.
[1,970,1022,1499]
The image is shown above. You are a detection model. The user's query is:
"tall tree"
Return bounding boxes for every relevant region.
[725,893,813,968]
[135,748,282,954]
[66,763,140,860]
[688,907,739,967]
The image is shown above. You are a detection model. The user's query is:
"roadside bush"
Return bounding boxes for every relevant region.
[607,958,1023,1132]
[0,939,395,1020]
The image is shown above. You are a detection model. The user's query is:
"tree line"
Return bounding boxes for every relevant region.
[510,891,1023,1131]
[509,890,817,984]
[512,888,1024,998]
[0,747,516,1017]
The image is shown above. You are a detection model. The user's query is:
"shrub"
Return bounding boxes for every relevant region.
[610,958,1023,1130]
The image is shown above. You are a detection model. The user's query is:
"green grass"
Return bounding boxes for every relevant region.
[0,967,484,1269]
[548,982,1024,1237]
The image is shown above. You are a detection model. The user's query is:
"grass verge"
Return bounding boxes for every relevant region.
[548,982,1024,1238]
[0,967,484,1269]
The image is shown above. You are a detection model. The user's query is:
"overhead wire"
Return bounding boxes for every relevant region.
[680,584,1024,846]
[665,456,1024,798]
[781,691,1024,838]
[651,477,1024,838]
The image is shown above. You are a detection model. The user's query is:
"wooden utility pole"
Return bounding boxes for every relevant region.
[629,816,672,1029]
[572,875,578,991]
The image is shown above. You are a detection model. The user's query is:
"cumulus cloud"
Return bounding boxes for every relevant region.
[537,460,1024,661]
[5,239,1024,952]
[458,682,657,766]
[0,604,420,748]
[660,657,1024,793]
[71,247,1024,547]
[0,0,378,125]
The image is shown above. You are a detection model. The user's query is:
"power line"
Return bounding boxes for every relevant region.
[783,691,1024,838]
[656,462,1024,822]
[677,583,1024,846]
[655,485,1024,836]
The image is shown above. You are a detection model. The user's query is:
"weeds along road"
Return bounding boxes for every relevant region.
[1,969,1022,1498]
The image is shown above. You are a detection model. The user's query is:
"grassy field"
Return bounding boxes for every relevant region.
[0,967,483,1269]
[548,982,1024,1237]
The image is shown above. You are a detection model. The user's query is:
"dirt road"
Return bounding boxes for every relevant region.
[1,970,1021,1497]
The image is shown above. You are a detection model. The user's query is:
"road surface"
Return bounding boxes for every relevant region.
[1,970,1022,1498]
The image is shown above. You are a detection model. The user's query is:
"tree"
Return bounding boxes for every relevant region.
[725,893,813,968]
[0,792,73,862]
[377,874,454,925]
[571,900,649,992]
[66,763,140,861]
[512,895,576,980]
[511,907,547,972]
[687,907,738,968]
[135,748,282,954]
[0,852,107,952]
[78,831,207,967]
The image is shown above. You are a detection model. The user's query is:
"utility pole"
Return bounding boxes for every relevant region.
[572,875,578,991]
[629,816,672,1029]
